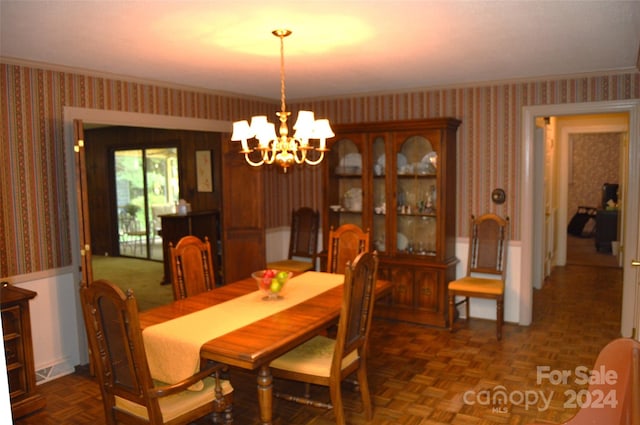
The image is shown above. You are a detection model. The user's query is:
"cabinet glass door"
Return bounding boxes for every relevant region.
[328,137,363,229]
[395,135,437,255]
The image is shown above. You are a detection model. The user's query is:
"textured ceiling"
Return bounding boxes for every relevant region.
[1,0,639,101]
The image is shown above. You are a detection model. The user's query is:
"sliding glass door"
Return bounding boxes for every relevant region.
[115,147,179,260]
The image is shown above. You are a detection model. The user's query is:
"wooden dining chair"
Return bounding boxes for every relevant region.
[326,224,370,274]
[269,251,379,425]
[267,207,320,273]
[169,235,216,300]
[448,213,509,340]
[80,279,234,425]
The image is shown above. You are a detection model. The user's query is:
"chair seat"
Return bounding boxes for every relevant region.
[115,376,233,422]
[270,335,359,377]
[267,259,314,273]
[448,276,504,295]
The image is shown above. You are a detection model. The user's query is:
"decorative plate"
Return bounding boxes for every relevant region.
[421,152,437,168]
[340,153,362,168]
[397,233,408,250]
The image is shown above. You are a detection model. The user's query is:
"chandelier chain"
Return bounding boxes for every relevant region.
[279,33,287,114]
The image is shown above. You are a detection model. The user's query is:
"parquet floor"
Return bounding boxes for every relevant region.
[15,263,623,425]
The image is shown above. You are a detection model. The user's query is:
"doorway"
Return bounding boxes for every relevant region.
[553,117,627,269]
[521,100,640,338]
[114,147,179,260]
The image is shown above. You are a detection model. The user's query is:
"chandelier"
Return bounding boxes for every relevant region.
[231,29,334,173]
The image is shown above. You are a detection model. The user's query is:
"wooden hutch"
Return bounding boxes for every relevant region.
[323,118,460,327]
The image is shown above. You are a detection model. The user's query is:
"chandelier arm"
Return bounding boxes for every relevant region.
[291,147,307,164]
[256,144,276,165]
[304,151,326,166]
[244,151,265,167]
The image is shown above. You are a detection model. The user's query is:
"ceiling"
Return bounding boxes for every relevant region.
[1,1,639,102]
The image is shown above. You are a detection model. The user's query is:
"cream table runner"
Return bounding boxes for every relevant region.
[142,271,344,388]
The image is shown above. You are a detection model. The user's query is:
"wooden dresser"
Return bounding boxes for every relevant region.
[1,282,46,419]
[159,210,222,285]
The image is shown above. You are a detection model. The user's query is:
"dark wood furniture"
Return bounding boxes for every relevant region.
[138,273,392,425]
[323,118,460,327]
[326,224,370,274]
[448,214,510,340]
[595,209,619,253]
[270,252,379,425]
[1,283,46,419]
[80,279,233,424]
[160,210,221,285]
[219,147,266,283]
[267,207,320,273]
[169,235,216,300]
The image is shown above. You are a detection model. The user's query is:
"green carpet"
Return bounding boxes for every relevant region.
[91,256,173,311]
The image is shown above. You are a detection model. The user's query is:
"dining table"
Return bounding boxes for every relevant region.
[138,270,392,425]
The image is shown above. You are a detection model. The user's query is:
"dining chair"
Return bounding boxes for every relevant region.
[119,211,148,255]
[448,213,509,340]
[326,223,370,274]
[169,235,216,300]
[267,207,320,273]
[527,338,639,425]
[80,279,234,425]
[269,251,379,425]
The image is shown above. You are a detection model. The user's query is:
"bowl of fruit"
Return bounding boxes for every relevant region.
[252,269,292,300]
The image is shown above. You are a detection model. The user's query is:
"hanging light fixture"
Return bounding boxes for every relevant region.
[231,29,334,173]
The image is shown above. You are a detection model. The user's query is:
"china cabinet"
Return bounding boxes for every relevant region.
[322,118,460,327]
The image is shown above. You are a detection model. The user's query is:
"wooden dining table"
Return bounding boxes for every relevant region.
[138,271,392,425]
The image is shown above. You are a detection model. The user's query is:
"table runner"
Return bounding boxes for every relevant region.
[142,271,344,389]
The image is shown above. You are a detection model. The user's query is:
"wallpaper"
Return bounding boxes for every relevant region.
[568,132,622,213]
[1,61,639,277]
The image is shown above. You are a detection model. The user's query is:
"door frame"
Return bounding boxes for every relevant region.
[63,108,230,362]
[521,100,640,337]
[555,119,629,266]
[64,107,231,281]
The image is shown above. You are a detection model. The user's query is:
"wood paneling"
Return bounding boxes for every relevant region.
[84,126,222,256]
[220,145,265,282]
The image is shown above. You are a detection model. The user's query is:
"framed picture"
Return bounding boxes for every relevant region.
[196,150,213,192]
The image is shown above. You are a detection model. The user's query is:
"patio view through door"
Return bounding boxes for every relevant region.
[115,147,179,260]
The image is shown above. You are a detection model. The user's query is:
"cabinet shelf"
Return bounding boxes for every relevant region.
[397,212,437,218]
[322,118,460,328]
[397,173,437,178]
[1,284,46,418]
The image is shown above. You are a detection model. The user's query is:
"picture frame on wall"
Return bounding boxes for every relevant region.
[196,150,213,192]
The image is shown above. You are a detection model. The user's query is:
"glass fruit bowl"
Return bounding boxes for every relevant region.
[251,269,292,300]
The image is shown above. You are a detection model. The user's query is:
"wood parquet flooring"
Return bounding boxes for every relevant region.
[14,264,623,425]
